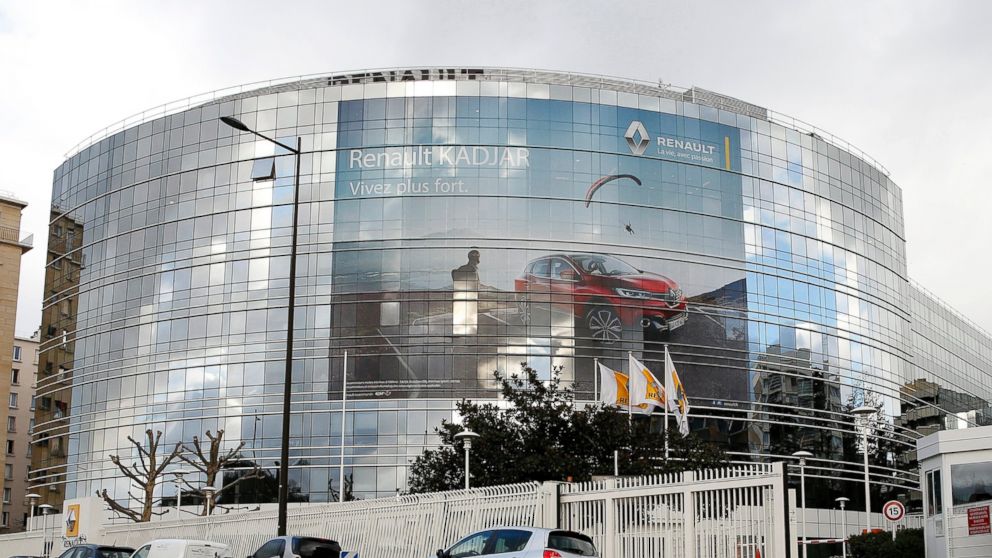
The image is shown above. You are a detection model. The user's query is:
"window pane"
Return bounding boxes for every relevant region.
[951,463,992,506]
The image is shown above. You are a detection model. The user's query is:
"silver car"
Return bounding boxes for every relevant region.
[436,527,597,558]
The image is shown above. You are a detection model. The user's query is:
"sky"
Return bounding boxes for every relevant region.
[1,0,991,338]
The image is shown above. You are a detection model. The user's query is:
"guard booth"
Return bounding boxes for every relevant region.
[918,425,992,557]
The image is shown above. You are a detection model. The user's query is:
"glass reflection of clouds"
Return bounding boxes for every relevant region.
[30,69,992,509]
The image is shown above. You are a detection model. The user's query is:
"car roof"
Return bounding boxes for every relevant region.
[268,536,338,542]
[470,527,554,534]
[147,540,228,546]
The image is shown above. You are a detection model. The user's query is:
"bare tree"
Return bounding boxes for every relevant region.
[97,429,182,522]
[179,429,263,515]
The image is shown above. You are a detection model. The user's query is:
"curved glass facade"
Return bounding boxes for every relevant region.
[30,69,992,511]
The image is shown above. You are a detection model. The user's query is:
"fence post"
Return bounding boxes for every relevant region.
[603,478,617,558]
[788,488,798,558]
[538,482,561,529]
[683,471,696,558]
[771,461,788,558]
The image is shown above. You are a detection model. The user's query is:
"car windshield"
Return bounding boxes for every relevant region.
[98,550,134,558]
[548,532,597,556]
[293,538,340,558]
[569,255,639,276]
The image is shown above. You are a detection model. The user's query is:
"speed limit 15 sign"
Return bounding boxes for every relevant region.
[883,500,906,522]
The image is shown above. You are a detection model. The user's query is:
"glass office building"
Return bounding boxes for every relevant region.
[31,68,992,509]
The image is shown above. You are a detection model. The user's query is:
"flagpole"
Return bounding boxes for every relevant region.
[339,351,348,501]
[664,345,670,461]
[627,352,633,425]
[594,358,599,404]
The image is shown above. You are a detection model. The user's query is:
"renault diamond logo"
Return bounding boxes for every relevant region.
[624,121,650,156]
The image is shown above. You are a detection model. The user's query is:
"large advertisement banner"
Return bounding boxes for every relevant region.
[329,97,748,408]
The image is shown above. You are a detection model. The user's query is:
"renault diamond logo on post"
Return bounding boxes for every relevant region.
[624,121,650,156]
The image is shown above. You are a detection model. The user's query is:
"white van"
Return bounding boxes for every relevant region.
[130,540,231,558]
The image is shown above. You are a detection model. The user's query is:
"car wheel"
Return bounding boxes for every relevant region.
[586,305,622,344]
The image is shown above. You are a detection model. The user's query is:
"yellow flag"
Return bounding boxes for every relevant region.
[615,371,651,414]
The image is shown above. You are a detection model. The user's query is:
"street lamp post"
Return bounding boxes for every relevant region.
[25,493,40,530]
[852,405,876,532]
[203,486,216,516]
[221,115,302,537]
[38,504,54,554]
[454,429,480,490]
[172,469,191,517]
[836,496,850,558]
[792,450,813,558]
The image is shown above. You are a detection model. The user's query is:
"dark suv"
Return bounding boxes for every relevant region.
[515,253,687,343]
[249,536,341,558]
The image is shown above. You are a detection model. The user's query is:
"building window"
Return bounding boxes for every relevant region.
[10,369,18,385]
[29,396,34,411]
[951,462,992,506]
[1,511,7,527]
[12,346,21,362]
[7,393,15,409]
[6,416,14,433]
[51,437,65,458]
[2,488,9,503]
[3,464,10,480]
[927,468,944,516]
[4,440,12,455]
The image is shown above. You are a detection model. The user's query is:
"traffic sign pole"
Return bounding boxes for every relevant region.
[882,500,906,541]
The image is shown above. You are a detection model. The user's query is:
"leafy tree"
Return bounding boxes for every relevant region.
[97,429,182,522]
[408,363,727,493]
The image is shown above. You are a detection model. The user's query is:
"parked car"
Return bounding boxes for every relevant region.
[515,253,687,343]
[248,536,341,558]
[130,540,231,558]
[54,546,135,558]
[437,527,597,558]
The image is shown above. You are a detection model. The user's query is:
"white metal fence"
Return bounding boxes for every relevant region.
[100,482,548,558]
[0,464,787,558]
[559,463,786,558]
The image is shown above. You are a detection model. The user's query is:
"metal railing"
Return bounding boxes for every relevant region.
[0,464,788,558]
[102,482,545,558]
[60,67,891,177]
[0,225,32,247]
[560,463,786,558]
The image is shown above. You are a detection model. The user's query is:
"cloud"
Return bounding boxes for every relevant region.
[2,0,991,335]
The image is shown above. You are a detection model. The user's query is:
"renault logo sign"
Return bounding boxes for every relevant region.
[624,121,650,156]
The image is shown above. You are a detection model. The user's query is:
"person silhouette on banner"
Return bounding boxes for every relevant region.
[451,250,481,335]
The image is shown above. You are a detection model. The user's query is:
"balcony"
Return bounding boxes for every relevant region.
[0,225,32,253]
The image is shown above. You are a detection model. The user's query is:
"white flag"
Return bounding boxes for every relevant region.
[664,346,690,437]
[598,362,619,407]
[600,363,651,414]
[629,353,665,410]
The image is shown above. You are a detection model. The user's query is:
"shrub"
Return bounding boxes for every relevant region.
[846,527,923,558]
